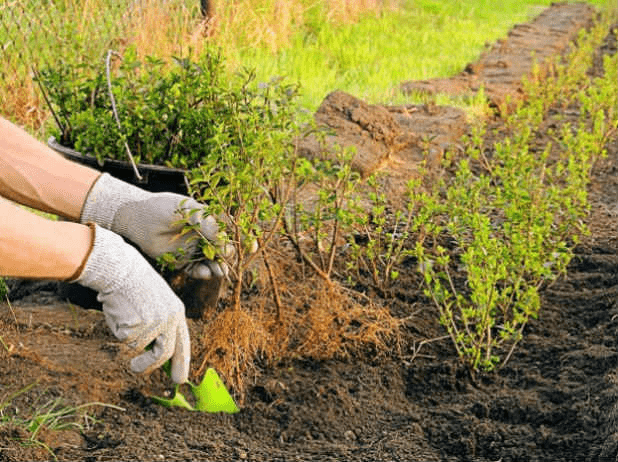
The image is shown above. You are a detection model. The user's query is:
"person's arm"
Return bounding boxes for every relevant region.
[0,195,92,279]
[0,118,191,383]
[0,116,229,279]
[0,195,190,383]
[0,116,100,221]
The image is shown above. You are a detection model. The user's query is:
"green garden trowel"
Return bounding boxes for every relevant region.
[151,362,239,414]
[191,368,239,413]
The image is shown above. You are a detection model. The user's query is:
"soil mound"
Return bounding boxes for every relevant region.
[298,4,599,201]
[298,91,469,198]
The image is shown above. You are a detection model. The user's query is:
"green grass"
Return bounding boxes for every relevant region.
[1,0,613,130]
[235,0,614,111]
[0,382,124,460]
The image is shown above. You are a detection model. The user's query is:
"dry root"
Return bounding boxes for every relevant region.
[192,249,401,400]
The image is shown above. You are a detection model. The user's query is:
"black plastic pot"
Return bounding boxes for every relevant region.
[47,137,220,319]
[47,136,189,195]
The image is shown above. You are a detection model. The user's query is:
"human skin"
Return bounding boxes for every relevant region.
[0,196,93,280]
[0,116,100,280]
[0,117,100,220]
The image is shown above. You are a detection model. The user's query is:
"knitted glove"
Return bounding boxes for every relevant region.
[80,173,227,279]
[73,224,190,383]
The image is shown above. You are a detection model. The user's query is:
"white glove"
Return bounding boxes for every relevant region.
[80,173,227,279]
[73,224,190,383]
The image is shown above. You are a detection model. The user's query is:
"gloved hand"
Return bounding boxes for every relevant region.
[80,173,228,280]
[73,223,190,384]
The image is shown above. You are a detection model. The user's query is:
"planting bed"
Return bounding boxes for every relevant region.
[1,3,617,461]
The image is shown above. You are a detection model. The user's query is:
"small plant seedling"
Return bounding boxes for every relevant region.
[151,362,239,414]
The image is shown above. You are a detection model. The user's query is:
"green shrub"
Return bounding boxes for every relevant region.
[414,137,583,371]
[412,16,615,371]
[37,47,254,169]
[38,46,318,308]
[185,71,308,309]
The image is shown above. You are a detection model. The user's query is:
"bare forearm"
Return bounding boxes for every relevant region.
[0,196,93,280]
[0,117,100,221]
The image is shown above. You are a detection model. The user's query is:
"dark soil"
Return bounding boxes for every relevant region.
[1,3,617,461]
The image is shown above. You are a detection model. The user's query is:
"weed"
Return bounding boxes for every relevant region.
[0,383,123,460]
[0,285,14,356]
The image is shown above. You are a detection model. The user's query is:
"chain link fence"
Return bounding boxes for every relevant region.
[1,0,207,129]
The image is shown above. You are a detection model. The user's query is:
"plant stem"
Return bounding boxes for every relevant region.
[105,49,142,181]
[262,245,283,322]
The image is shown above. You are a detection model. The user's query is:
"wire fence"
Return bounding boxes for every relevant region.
[0,0,207,128]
